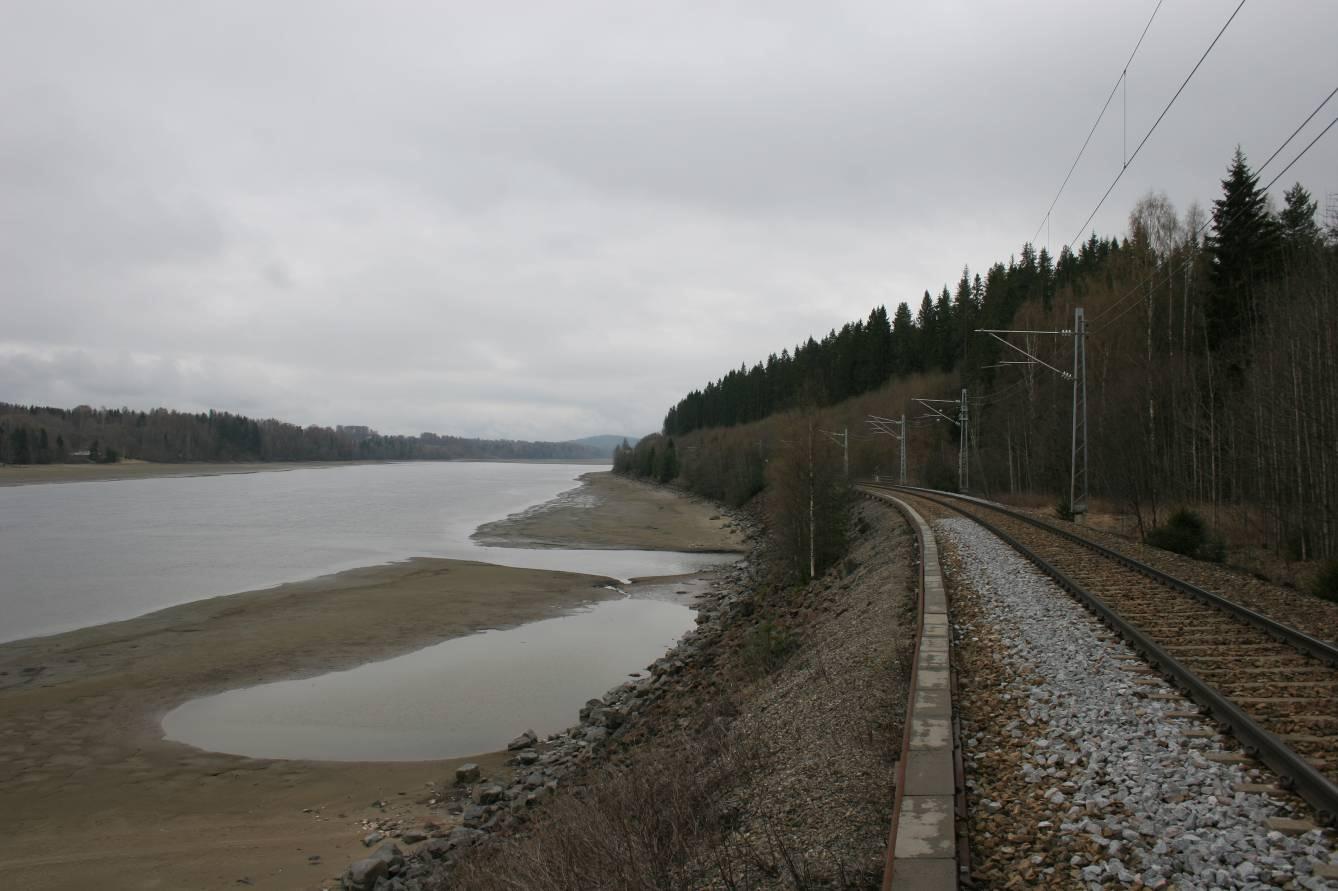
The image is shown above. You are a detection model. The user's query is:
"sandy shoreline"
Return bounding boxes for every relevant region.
[0,469,735,890]
[473,471,748,553]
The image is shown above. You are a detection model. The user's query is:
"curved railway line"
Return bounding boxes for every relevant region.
[861,483,1338,827]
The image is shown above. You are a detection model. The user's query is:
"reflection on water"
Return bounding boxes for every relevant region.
[162,596,691,761]
[0,462,730,642]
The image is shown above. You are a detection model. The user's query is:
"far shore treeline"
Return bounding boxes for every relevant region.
[0,403,605,465]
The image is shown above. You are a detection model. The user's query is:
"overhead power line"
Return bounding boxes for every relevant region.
[1089,85,1338,332]
[1066,0,1249,253]
[1032,0,1166,247]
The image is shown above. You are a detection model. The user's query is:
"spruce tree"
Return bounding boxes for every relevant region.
[1206,147,1279,348]
[1278,182,1320,254]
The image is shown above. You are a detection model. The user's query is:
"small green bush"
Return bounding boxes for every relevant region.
[742,618,795,676]
[1145,509,1225,563]
[1313,560,1338,603]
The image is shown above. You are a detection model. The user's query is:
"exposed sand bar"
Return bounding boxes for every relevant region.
[0,468,736,890]
[474,471,749,552]
[0,558,619,890]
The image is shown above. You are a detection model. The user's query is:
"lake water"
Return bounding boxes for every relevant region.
[0,462,730,643]
[162,595,691,761]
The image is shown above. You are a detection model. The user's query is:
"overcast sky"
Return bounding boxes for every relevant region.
[2,1,1335,440]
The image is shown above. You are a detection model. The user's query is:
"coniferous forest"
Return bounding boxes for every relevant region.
[629,148,1338,574]
[0,403,604,466]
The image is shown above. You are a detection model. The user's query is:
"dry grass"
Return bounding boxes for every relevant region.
[445,720,765,891]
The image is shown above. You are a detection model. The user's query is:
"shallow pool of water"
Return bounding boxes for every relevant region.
[161,595,691,761]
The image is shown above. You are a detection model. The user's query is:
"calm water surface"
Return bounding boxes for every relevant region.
[163,595,691,761]
[0,462,730,643]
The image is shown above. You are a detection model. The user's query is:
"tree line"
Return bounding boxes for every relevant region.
[642,145,1338,572]
[663,236,1122,436]
[0,403,605,466]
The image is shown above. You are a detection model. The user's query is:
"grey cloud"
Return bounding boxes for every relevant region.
[2,1,1335,439]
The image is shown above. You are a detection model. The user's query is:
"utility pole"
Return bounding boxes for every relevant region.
[819,427,849,479]
[1070,307,1089,522]
[912,395,967,492]
[808,422,816,581]
[958,388,969,493]
[976,308,1088,523]
[867,414,908,485]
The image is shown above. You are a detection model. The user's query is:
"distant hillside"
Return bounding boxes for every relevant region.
[0,402,607,465]
[566,434,643,453]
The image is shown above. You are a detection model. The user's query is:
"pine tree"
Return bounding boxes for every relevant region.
[1206,147,1279,348]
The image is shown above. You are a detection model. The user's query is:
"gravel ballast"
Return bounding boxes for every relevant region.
[939,516,1338,890]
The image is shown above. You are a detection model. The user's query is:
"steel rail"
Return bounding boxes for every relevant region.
[860,484,1338,824]
[885,485,1338,668]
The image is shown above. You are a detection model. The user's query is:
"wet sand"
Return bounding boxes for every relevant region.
[0,560,617,890]
[0,470,735,890]
[473,471,748,552]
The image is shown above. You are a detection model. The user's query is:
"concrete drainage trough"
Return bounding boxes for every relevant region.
[865,489,962,891]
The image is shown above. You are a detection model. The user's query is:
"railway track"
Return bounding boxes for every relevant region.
[860,483,1338,825]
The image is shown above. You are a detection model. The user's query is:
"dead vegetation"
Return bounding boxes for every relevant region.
[440,499,915,890]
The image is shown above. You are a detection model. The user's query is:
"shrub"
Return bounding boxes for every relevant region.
[1145,509,1224,562]
[1054,500,1075,522]
[742,617,795,677]
[1313,560,1338,603]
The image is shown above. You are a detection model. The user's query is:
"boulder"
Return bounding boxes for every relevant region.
[400,830,427,845]
[454,763,480,785]
[342,858,387,891]
[474,783,504,805]
[447,827,484,849]
[578,698,604,722]
[461,804,489,828]
[370,842,404,874]
[507,729,538,750]
[361,831,384,847]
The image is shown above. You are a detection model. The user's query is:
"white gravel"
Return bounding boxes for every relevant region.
[939,516,1338,890]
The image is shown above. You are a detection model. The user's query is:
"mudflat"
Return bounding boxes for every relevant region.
[0,468,736,890]
[0,559,616,890]
[473,471,748,552]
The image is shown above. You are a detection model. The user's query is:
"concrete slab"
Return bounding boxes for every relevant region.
[903,746,955,796]
[917,649,949,669]
[910,716,951,748]
[890,858,957,891]
[913,687,952,716]
[893,796,956,858]
[917,668,949,690]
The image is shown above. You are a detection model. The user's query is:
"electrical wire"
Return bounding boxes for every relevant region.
[1092,114,1338,336]
[1086,80,1338,326]
[1032,0,1166,246]
[1066,0,1248,253]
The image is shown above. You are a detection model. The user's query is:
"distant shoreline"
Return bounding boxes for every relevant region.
[0,456,612,488]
